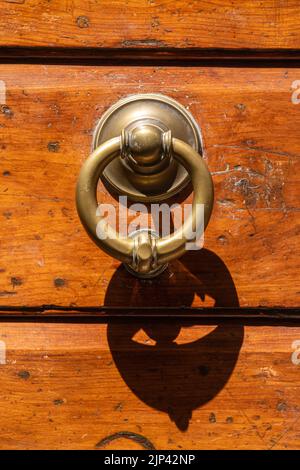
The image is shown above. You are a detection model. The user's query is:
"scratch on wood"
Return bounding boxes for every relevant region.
[212,144,300,159]
[0,291,17,297]
[122,39,167,47]
[268,414,300,449]
[0,340,6,364]
[1,0,25,3]
[211,164,232,175]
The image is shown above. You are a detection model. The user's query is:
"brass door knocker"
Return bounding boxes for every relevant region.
[76,94,214,278]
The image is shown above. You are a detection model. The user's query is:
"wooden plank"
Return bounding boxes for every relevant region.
[0,1,300,51]
[0,65,299,309]
[0,321,299,449]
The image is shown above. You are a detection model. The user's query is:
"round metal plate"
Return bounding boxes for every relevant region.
[92,93,202,202]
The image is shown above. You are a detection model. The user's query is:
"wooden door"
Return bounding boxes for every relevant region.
[0,1,299,450]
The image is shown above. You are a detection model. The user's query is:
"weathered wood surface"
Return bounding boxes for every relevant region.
[0,65,299,309]
[0,321,299,449]
[0,1,300,51]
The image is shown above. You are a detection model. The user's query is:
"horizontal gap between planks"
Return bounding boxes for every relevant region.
[0,306,299,323]
[1,47,300,66]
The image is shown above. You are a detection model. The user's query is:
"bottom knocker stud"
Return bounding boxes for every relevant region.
[125,229,168,279]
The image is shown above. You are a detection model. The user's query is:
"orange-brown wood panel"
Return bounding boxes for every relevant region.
[0,1,300,50]
[0,321,299,449]
[0,65,299,309]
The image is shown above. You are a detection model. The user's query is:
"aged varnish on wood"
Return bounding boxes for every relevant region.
[0,65,299,309]
[0,0,299,451]
[0,321,299,450]
[0,0,300,51]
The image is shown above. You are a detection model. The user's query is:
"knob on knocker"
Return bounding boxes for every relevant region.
[76,94,214,278]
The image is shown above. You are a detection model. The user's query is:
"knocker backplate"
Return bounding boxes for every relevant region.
[92,93,203,202]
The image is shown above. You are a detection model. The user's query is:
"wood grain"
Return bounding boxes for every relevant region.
[0,321,299,449]
[0,65,299,309]
[0,1,300,51]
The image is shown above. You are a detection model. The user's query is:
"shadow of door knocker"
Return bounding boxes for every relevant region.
[104,249,243,431]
